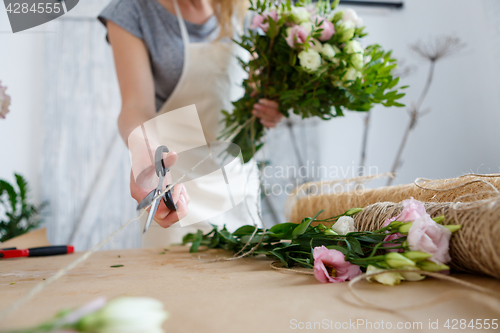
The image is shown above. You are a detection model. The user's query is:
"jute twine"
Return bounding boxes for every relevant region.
[286,174,500,279]
[286,174,500,222]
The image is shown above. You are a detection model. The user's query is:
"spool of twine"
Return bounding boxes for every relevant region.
[286,174,500,279]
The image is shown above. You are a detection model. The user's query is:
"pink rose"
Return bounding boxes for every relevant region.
[407,214,452,264]
[313,246,361,283]
[250,11,278,32]
[382,198,427,228]
[313,16,335,41]
[398,197,427,222]
[285,25,310,49]
[381,198,427,252]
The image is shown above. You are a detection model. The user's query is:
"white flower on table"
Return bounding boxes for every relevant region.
[366,265,405,286]
[77,297,169,333]
[331,216,357,235]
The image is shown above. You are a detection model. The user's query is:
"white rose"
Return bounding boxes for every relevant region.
[366,265,404,286]
[351,53,364,70]
[79,297,169,333]
[320,43,336,60]
[337,21,355,43]
[342,67,361,82]
[299,21,314,34]
[311,39,323,53]
[344,40,363,54]
[291,6,311,23]
[312,41,339,64]
[298,49,322,72]
[342,8,363,27]
[331,216,357,235]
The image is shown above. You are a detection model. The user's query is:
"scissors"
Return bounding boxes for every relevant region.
[137,145,177,234]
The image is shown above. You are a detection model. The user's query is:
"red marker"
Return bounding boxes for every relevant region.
[0,246,74,259]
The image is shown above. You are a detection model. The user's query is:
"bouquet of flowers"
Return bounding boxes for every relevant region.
[183,198,461,285]
[221,0,406,162]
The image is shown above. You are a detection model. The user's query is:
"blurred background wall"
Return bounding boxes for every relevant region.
[1,0,499,249]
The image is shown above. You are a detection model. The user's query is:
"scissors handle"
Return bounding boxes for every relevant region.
[141,145,177,234]
[163,189,177,211]
[155,145,170,177]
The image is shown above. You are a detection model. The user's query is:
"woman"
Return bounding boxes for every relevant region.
[99,0,282,245]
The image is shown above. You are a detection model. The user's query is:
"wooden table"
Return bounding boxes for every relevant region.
[1,246,500,332]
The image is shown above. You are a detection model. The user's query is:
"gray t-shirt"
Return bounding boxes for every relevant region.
[98,0,219,111]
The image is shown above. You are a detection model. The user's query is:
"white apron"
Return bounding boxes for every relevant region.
[141,0,261,247]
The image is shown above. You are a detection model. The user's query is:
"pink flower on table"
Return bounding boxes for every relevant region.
[312,16,335,41]
[407,214,452,265]
[382,197,427,252]
[250,10,278,32]
[383,232,405,253]
[285,25,310,49]
[398,197,427,222]
[313,246,361,283]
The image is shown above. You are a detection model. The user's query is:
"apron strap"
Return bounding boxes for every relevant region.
[172,0,190,47]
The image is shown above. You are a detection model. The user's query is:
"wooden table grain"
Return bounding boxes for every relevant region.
[1,246,499,332]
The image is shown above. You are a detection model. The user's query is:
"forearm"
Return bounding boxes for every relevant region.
[117,104,155,146]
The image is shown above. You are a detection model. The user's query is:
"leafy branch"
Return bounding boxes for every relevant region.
[182,208,409,270]
[0,174,45,242]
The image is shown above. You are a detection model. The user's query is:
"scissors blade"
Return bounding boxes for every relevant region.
[143,195,161,234]
[137,190,156,211]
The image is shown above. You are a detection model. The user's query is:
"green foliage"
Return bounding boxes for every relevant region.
[221,1,406,162]
[0,174,44,242]
[182,209,411,270]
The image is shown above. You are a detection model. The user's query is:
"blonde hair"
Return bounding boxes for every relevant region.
[212,0,248,38]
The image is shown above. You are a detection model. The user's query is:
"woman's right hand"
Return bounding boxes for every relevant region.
[130,150,190,228]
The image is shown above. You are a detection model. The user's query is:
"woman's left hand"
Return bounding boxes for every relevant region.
[252,99,283,128]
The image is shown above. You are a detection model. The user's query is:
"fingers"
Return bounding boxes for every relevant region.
[131,166,190,228]
[155,192,188,228]
[153,184,189,228]
[135,150,178,189]
[252,99,283,128]
[130,170,152,202]
[163,150,178,169]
